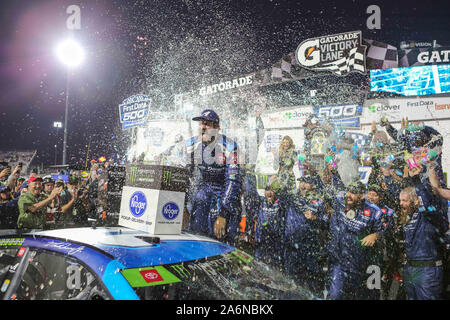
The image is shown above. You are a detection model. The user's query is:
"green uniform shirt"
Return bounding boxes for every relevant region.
[17,192,48,229]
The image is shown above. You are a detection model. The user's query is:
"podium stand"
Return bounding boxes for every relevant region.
[118,164,188,234]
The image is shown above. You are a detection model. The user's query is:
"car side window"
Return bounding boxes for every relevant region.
[13,249,110,300]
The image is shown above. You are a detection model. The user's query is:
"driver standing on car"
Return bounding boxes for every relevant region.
[184,109,242,244]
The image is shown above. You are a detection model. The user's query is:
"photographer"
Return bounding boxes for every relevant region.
[0,163,22,191]
[59,176,89,227]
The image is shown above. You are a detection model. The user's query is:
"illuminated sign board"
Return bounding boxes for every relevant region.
[370,64,450,96]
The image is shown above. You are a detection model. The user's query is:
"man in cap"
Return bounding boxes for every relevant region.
[283,174,329,296]
[326,178,384,299]
[60,176,88,227]
[365,183,397,299]
[17,176,63,229]
[243,174,286,270]
[42,175,59,228]
[184,109,241,243]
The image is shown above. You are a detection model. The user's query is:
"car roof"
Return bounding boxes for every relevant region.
[19,227,235,268]
[30,227,221,248]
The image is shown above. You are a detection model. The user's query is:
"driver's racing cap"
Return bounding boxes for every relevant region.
[192,109,220,124]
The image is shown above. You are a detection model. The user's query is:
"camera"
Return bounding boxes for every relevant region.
[55,181,65,188]
[77,187,87,198]
[380,117,389,127]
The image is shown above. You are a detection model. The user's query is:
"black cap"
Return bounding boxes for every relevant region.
[192,109,220,124]
[346,180,366,194]
[68,176,80,185]
[367,184,384,195]
[0,185,11,193]
[297,175,315,185]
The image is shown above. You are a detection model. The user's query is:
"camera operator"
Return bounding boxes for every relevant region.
[59,176,89,227]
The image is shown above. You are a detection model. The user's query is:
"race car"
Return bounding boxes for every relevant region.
[0,227,313,300]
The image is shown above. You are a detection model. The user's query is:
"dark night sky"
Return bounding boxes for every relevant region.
[0,0,449,166]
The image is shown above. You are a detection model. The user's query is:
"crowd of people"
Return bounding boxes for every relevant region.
[181,108,450,300]
[0,161,113,231]
[1,107,449,300]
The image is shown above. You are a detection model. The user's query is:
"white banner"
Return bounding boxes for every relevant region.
[256,105,314,129]
[363,97,450,124]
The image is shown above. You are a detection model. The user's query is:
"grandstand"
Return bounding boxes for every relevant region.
[0,150,37,175]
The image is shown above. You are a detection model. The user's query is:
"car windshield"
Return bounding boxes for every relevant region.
[121,248,314,300]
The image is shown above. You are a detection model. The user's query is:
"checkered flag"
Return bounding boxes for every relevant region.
[398,48,428,67]
[314,45,367,76]
[363,39,398,70]
[345,132,370,149]
[270,52,313,82]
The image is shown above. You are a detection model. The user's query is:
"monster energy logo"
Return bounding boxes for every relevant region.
[129,166,138,184]
[163,169,172,185]
[256,175,269,190]
[170,264,191,278]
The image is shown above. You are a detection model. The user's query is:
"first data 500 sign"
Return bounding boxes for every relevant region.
[119,94,151,130]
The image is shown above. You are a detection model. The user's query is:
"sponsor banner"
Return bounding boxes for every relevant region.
[370,64,450,96]
[296,30,367,76]
[121,266,181,288]
[314,104,363,128]
[399,40,440,50]
[363,97,450,124]
[118,186,184,234]
[198,75,254,96]
[126,165,188,192]
[119,94,151,130]
[398,47,450,67]
[259,106,314,129]
[146,111,185,122]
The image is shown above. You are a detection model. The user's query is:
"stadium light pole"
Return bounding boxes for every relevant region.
[53,121,62,165]
[55,38,85,165]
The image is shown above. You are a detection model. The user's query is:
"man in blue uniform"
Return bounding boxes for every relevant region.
[400,184,448,300]
[327,179,384,300]
[284,175,329,296]
[184,109,241,244]
[365,184,396,299]
[243,175,286,271]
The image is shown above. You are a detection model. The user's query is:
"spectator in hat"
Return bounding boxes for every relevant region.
[13,177,26,198]
[42,175,60,228]
[326,177,384,300]
[184,109,242,244]
[17,176,63,230]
